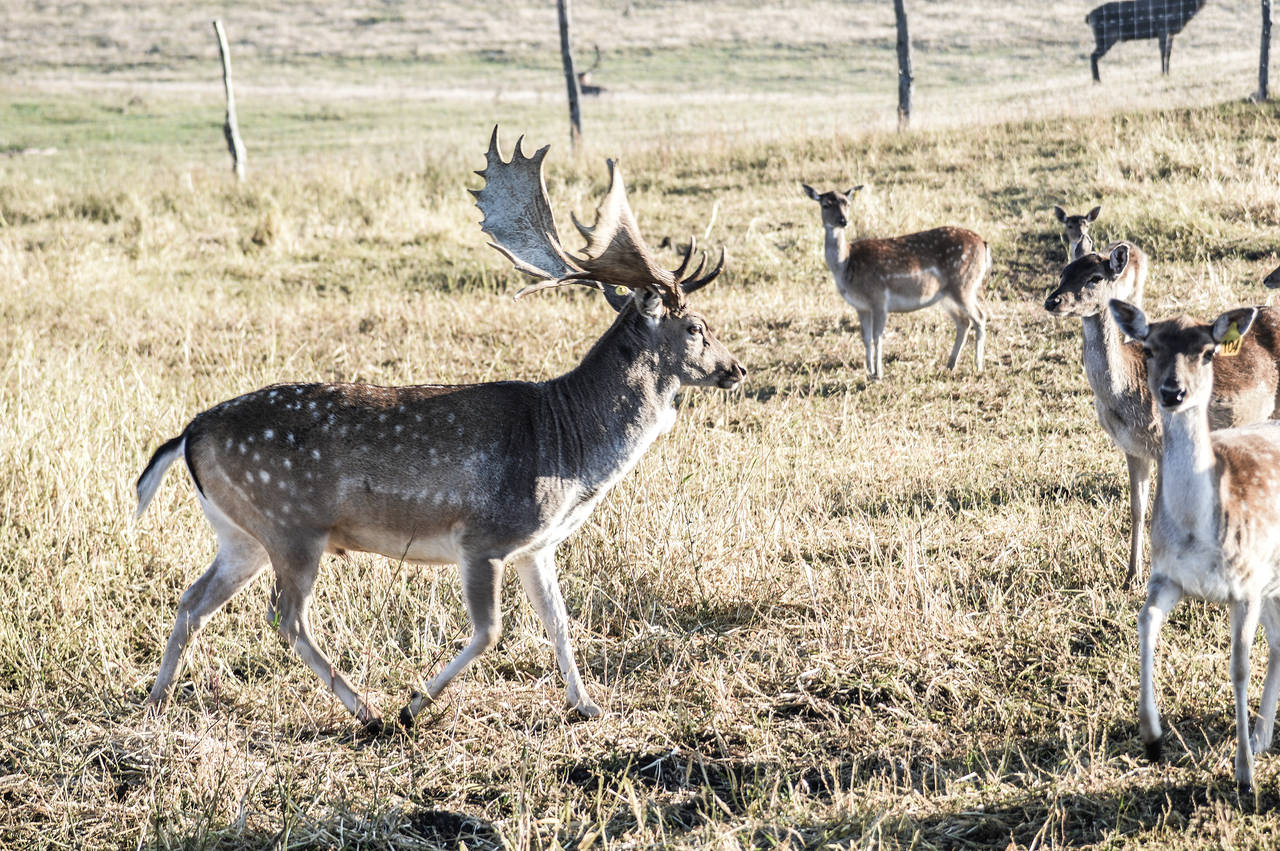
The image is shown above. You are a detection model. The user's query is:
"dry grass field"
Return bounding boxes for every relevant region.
[4,1,1280,849]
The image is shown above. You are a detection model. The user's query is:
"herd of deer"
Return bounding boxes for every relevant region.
[134,129,1280,793]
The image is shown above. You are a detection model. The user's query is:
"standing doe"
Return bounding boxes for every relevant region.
[1044,244,1280,586]
[1110,299,1280,793]
[1085,0,1207,82]
[135,129,745,729]
[801,184,989,380]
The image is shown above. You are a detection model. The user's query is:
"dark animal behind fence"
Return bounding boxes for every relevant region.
[1086,0,1207,81]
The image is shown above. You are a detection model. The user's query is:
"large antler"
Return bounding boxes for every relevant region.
[472,127,724,310]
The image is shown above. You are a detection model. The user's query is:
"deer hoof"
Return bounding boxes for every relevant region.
[570,698,603,719]
[1144,737,1164,763]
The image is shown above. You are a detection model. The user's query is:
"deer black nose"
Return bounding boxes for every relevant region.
[1159,385,1186,408]
[1044,294,1061,312]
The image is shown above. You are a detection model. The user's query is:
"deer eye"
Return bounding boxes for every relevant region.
[687,324,703,337]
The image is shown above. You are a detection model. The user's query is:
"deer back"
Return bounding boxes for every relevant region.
[843,226,986,307]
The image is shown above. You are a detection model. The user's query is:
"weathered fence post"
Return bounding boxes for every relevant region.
[212,19,245,181]
[557,0,583,151]
[1261,0,1273,101]
[893,0,913,130]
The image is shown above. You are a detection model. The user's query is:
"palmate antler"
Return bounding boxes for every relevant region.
[471,127,724,311]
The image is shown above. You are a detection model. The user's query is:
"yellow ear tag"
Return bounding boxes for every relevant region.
[1220,321,1243,357]
[615,285,628,296]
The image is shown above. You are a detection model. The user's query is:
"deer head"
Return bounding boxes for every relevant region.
[1044,243,1133,317]
[1053,205,1100,256]
[1110,299,1259,412]
[802,184,865,230]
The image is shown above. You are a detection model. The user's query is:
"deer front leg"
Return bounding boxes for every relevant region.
[514,549,601,718]
[1159,32,1172,75]
[401,554,504,727]
[870,302,888,379]
[1231,597,1263,792]
[1124,453,1153,588]
[855,308,877,379]
[1251,600,1280,754]
[1138,577,1183,761]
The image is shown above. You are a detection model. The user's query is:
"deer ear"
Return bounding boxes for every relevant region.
[1107,243,1130,277]
[846,185,864,200]
[1109,299,1149,341]
[801,183,819,201]
[1053,205,1067,222]
[1212,307,1258,344]
[1087,205,1101,222]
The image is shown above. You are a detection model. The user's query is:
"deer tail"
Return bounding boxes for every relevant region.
[135,434,186,519]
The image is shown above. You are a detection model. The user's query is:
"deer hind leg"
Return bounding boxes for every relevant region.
[268,537,381,729]
[1250,599,1280,754]
[1231,597,1264,791]
[401,553,504,726]
[514,549,601,718]
[1123,453,1153,588]
[942,297,981,371]
[148,506,269,710]
[1137,577,1183,762]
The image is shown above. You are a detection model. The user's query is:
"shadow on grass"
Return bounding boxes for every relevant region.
[850,473,1126,519]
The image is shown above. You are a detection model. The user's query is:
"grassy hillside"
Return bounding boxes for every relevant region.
[4,2,1280,849]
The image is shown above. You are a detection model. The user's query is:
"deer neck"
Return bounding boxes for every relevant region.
[1155,401,1219,540]
[823,225,850,280]
[1081,308,1142,403]
[1071,233,1093,261]
[542,306,678,490]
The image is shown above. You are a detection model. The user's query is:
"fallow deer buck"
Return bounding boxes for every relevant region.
[1085,0,1207,82]
[801,184,989,380]
[1053,205,1102,262]
[135,128,745,730]
[1110,299,1280,794]
[1043,243,1280,586]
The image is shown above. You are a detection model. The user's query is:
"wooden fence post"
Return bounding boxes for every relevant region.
[893,0,913,130]
[557,0,583,151]
[1261,0,1273,101]
[212,19,246,181]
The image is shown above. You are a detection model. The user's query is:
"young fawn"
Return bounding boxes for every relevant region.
[1111,299,1280,793]
[802,184,989,380]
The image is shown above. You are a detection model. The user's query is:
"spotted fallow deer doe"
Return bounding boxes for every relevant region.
[801,184,989,380]
[1110,299,1280,794]
[135,129,745,730]
[1044,243,1280,586]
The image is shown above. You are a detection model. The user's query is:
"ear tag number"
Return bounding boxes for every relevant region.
[1220,321,1243,357]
